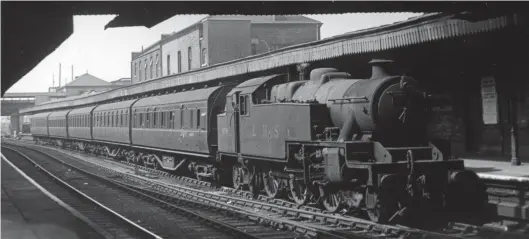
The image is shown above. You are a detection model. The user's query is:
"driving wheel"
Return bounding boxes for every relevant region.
[288,175,311,206]
[263,170,282,198]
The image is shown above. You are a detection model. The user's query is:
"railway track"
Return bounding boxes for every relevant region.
[2,144,304,239]
[1,148,159,239]
[6,140,529,239]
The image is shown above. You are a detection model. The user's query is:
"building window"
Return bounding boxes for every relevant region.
[188,47,192,71]
[201,48,207,66]
[150,57,153,80]
[155,56,159,78]
[144,60,147,81]
[140,60,144,82]
[167,55,171,75]
[177,51,182,73]
[134,62,137,79]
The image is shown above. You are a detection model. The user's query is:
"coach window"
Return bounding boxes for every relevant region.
[161,111,165,128]
[145,109,151,128]
[173,109,182,129]
[140,111,144,128]
[169,111,174,129]
[196,109,201,129]
[153,108,157,128]
[190,108,195,129]
[180,106,184,129]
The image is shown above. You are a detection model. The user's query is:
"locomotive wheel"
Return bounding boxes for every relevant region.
[263,171,282,198]
[322,189,343,213]
[366,187,399,224]
[288,175,311,206]
[232,163,244,190]
[248,170,261,199]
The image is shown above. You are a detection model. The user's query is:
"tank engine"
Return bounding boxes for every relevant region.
[217,60,487,224]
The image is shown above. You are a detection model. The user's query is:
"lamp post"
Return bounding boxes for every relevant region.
[510,97,521,166]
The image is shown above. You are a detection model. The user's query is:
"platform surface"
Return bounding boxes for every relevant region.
[1,158,105,239]
[463,158,529,178]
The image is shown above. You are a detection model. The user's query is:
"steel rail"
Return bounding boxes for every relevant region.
[9,140,529,238]
[0,153,115,239]
[4,143,304,239]
[8,142,465,239]
[2,146,164,239]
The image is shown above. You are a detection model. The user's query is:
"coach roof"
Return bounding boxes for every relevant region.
[48,110,71,118]
[133,86,223,108]
[69,106,97,115]
[94,99,139,112]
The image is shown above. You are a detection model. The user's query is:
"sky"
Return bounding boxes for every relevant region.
[6,13,423,93]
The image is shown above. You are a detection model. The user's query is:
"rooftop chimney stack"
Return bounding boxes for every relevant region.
[369,59,394,79]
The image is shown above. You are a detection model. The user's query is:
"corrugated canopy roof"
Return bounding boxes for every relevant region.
[21,12,523,114]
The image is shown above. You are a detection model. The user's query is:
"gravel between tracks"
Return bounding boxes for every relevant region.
[4,144,298,239]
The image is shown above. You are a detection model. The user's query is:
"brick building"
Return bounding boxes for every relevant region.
[130,15,321,83]
[130,43,163,84]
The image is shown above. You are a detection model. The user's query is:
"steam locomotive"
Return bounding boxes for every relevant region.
[31,60,487,224]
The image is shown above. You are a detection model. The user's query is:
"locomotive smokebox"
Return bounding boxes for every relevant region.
[369,59,395,79]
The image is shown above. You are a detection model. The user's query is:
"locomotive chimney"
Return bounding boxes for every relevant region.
[369,59,394,79]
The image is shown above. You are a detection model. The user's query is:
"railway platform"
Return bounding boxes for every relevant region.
[1,155,107,239]
[463,158,529,179]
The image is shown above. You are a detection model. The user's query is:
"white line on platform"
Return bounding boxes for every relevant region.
[476,173,529,183]
[0,153,114,239]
